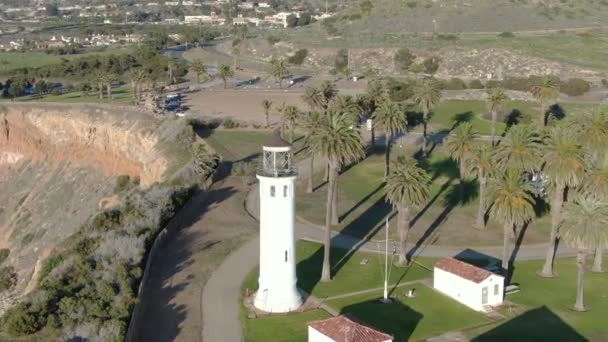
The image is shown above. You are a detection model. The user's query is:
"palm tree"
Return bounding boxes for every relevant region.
[191,59,209,84]
[302,111,323,193]
[413,79,442,156]
[261,99,272,127]
[167,59,177,85]
[539,127,585,277]
[270,58,289,89]
[445,122,479,202]
[105,74,120,100]
[559,197,608,311]
[372,100,408,177]
[570,110,608,161]
[217,64,234,89]
[530,77,560,127]
[192,142,220,183]
[366,80,386,148]
[282,105,300,144]
[318,81,338,110]
[91,71,105,99]
[231,46,240,70]
[580,160,608,273]
[489,168,536,273]
[128,68,148,101]
[303,86,324,111]
[494,124,543,173]
[309,111,365,281]
[385,156,431,265]
[330,95,361,125]
[486,88,509,146]
[465,143,496,229]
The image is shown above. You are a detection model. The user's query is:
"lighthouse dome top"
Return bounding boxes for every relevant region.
[263,132,292,152]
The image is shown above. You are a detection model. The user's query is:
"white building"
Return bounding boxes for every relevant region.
[253,135,302,313]
[308,315,393,342]
[433,257,504,312]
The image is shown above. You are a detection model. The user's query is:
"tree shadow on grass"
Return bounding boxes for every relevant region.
[451,111,473,130]
[472,306,586,342]
[296,242,352,295]
[339,299,423,341]
[339,182,385,223]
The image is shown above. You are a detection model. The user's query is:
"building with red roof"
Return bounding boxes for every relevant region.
[433,257,504,312]
[307,315,393,342]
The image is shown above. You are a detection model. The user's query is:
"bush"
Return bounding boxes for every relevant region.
[266,35,280,45]
[0,248,10,265]
[394,48,416,72]
[469,79,484,89]
[50,88,62,96]
[114,175,131,193]
[560,78,590,96]
[498,31,515,38]
[0,266,16,291]
[485,80,502,89]
[4,304,42,336]
[222,118,238,129]
[442,78,467,90]
[602,79,608,88]
[386,78,414,102]
[287,49,308,65]
[423,56,440,74]
[435,34,459,41]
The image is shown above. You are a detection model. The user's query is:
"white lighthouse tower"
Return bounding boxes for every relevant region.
[254,134,302,313]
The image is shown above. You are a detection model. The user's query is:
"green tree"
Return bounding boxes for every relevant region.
[412,79,441,156]
[192,142,220,185]
[559,197,608,311]
[373,100,408,177]
[445,122,478,202]
[104,74,120,100]
[191,59,209,84]
[282,105,300,144]
[302,111,323,193]
[270,58,289,89]
[394,48,415,72]
[261,99,272,127]
[580,161,608,273]
[531,76,560,126]
[539,127,585,277]
[486,87,509,146]
[217,64,234,89]
[365,80,387,148]
[360,0,373,15]
[494,125,543,173]
[465,143,496,229]
[128,68,148,101]
[309,111,365,281]
[489,168,536,273]
[385,156,431,265]
[330,95,361,125]
[91,71,106,99]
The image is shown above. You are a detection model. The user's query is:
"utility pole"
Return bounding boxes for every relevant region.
[383,217,389,301]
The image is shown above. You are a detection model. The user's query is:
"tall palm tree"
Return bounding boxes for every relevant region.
[91,71,105,99]
[270,58,289,89]
[105,74,120,100]
[217,64,234,89]
[372,100,408,177]
[445,122,479,203]
[330,95,361,125]
[191,59,208,84]
[385,156,431,265]
[539,127,585,277]
[309,111,365,281]
[570,110,608,161]
[494,124,543,173]
[530,77,560,127]
[580,160,608,273]
[489,168,536,273]
[465,143,496,229]
[486,87,509,146]
[128,68,148,101]
[412,79,442,156]
[302,111,323,193]
[365,80,386,148]
[318,81,338,110]
[559,197,608,311]
[261,99,272,127]
[282,105,300,144]
[303,86,324,111]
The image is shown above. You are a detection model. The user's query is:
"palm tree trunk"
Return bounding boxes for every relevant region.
[458,163,465,203]
[502,221,512,273]
[331,168,339,225]
[265,111,270,127]
[592,247,604,273]
[290,121,295,144]
[307,153,314,193]
[422,113,428,156]
[475,173,486,229]
[223,79,227,89]
[540,100,546,126]
[398,207,411,265]
[106,83,111,99]
[491,110,497,146]
[321,162,337,282]
[540,183,565,277]
[98,82,103,99]
[384,131,392,178]
[574,249,587,311]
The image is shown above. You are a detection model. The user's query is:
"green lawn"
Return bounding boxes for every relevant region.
[7,86,133,104]
[242,240,434,299]
[468,257,608,341]
[0,48,131,74]
[297,147,552,246]
[243,310,330,342]
[327,286,491,341]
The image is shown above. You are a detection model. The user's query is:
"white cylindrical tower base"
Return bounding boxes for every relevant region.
[254,174,302,313]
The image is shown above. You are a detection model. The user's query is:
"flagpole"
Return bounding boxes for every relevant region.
[384,217,388,301]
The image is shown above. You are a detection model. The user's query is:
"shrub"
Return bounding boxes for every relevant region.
[0,266,16,291]
[222,118,238,129]
[406,1,417,8]
[4,304,42,336]
[386,78,414,102]
[602,79,608,88]
[468,79,484,89]
[287,49,308,65]
[334,49,349,73]
[485,80,502,89]
[21,233,35,246]
[435,34,459,41]
[114,175,131,193]
[422,56,440,74]
[498,31,515,38]
[393,48,416,72]
[442,78,467,90]
[50,88,62,96]
[266,35,280,45]
[0,248,9,265]
[560,78,590,96]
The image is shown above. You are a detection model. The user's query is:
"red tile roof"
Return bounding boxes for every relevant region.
[434,257,493,283]
[308,315,392,342]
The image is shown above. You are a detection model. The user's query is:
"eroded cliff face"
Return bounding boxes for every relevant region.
[0,103,168,186]
[0,103,176,301]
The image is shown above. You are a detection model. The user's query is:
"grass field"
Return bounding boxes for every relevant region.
[0,48,131,74]
[6,85,133,104]
[243,310,330,342]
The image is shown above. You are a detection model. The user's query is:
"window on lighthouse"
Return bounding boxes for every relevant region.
[283,185,288,197]
[270,186,275,197]
[285,250,288,262]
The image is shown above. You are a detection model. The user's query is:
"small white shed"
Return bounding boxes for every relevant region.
[308,315,393,342]
[433,257,504,312]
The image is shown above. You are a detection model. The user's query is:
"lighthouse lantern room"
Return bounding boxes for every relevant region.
[254,134,302,313]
